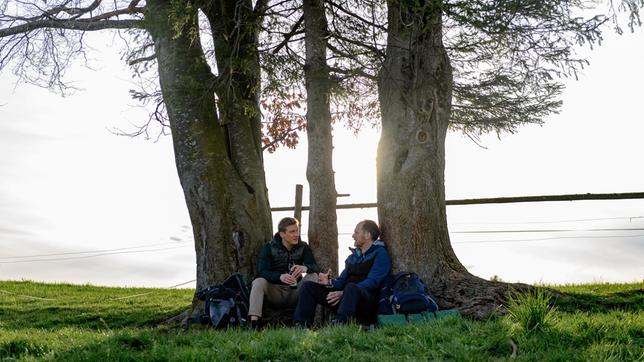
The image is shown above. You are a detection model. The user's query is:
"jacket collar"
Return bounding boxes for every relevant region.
[271,233,303,250]
[349,239,386,257]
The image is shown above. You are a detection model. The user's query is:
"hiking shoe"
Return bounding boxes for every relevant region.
[330,318,348,326]
[248,319,259,331]
[293,321,309,329]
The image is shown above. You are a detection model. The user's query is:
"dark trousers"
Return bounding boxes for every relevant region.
[293,281,378,325]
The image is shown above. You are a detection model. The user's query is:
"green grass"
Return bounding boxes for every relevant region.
[1,280,642,361]
[507,287,556,334]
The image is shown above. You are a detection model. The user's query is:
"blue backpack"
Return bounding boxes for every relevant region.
[378,272,439,315]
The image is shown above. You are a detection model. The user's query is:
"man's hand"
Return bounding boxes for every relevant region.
[289,264,308,279]
[280,273,297,285]
[326,291,343,306]
[318,269,332,286]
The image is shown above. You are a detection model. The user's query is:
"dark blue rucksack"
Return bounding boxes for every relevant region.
[195,273,250,328]
[378,272,439,315]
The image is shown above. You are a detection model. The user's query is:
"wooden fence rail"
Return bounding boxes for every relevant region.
[270,191,644,212]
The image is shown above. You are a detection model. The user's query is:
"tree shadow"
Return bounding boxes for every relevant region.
[0,304,186,331]
[553,288,644,313]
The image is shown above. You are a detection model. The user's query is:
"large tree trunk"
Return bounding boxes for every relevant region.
[302,0,338,272]
[146,1,272,295]
[377,0,528,319]
[201,0,273,279]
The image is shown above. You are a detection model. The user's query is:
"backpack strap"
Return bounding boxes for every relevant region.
[235,298,245,325]
[392,272,415,285]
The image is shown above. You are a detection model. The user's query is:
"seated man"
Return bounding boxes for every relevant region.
[248,217,320,329]
[293,219,391,326]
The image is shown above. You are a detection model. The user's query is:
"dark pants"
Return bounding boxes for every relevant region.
[293,281,378,325]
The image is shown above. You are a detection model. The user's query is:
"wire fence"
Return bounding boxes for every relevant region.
[4,215,643,264]
[0,240,191,264]
[1,193,643,288]
[3,191,643,260]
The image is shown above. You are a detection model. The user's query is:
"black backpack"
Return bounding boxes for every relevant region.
[195,273,250,328]
[378,272,439,315]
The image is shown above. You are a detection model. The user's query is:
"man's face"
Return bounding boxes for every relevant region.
[352,222,369,248]
[280,224,300,246]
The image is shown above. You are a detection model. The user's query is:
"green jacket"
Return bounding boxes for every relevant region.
[257,233,320,284]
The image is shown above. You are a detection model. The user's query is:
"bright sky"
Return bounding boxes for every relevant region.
[1,28,643,288]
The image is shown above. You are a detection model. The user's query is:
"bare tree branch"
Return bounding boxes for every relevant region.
[270,14,304,54]
[0,18,144,37]
[128,53,156,65]
[326,0,386,31]
[261,123,305,151]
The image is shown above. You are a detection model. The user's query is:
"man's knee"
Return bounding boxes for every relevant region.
[303,273,319,283]
[251,278,269,293]
[343,282,360,295]
[248,278,270,318]
[299,280,317,293]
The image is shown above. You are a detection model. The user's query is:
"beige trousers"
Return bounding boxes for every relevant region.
[248,273,319,318]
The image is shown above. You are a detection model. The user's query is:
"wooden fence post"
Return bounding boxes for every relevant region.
[294,184,303,223]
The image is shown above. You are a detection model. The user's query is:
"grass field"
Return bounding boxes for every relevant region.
[1,280,642,361]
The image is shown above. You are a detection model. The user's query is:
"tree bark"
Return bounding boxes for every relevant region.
[201,0,274,280]
[377,0,528,319]
[303,0,338,272]
[146,0,272,294]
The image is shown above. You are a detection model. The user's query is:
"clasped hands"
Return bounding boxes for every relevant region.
[280,264,308,285]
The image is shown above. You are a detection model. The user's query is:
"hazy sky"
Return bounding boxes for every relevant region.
[1,27,643,288]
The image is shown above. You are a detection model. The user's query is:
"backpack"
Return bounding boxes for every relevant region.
[195,272,250,328]
[378,272,439,315]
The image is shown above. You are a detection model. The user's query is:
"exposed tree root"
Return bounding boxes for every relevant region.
[431,270,534,320]
[163,300,204,328]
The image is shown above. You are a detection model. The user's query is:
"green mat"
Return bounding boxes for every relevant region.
[377,309,461,326]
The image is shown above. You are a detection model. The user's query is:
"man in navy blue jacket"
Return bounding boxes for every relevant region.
[293,219,391,326]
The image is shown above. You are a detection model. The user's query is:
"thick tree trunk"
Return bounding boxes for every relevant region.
[303,0,338,272]
[146,1,271,295]
[201,0,273,278]
[377,1,529,319]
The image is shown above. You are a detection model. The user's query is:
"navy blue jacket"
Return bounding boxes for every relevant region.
[331,240,391,292]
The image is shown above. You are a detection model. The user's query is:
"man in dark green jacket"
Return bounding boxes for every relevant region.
[248,217,320,328]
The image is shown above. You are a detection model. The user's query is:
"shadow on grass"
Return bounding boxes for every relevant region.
[0,330,159,361]
[0,339,50,360]
[11,327,313,361]
[553,288,644,313]
[0,304,187,330]
[507,322,643,361]
[21,322,513,361]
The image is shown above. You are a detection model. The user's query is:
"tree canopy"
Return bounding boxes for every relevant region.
[3,1,638,139]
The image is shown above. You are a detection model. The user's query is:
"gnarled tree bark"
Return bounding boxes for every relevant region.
[147,0,272,297]
[377,0,529,319]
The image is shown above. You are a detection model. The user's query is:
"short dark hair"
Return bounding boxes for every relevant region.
[360,219,380,241]
[278,217,299,233]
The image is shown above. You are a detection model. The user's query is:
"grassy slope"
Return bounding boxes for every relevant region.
[0,280,642,361]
